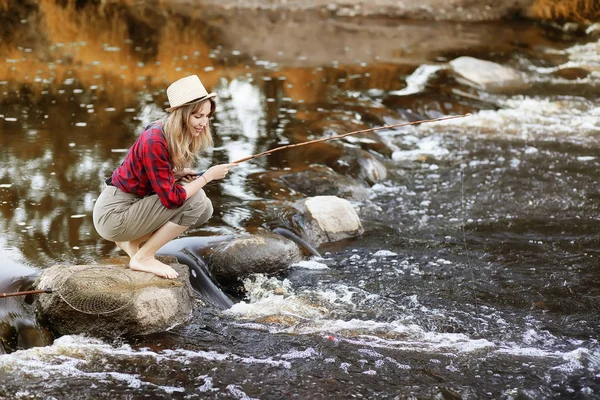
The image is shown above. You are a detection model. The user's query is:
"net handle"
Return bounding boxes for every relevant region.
[0,288,53,298]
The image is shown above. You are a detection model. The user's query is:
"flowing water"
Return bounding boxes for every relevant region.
[0,2,599,398]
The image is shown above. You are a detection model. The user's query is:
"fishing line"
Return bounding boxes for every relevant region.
[230,114,471,164]
[458,136,481,334]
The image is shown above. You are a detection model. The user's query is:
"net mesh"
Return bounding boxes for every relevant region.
[58,267,136,314]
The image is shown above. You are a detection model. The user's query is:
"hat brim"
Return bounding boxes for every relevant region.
[165,93,217,113]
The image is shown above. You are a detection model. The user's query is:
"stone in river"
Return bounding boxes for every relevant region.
[279,165,370,202]
[206,233,303,286]
[449,56,529,93]
[338,147,388,185]
[289,195,364,247]
[552,67,590,80]
[34,260,194,338]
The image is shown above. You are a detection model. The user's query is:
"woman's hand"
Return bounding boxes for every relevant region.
[174,168,196,180]
[204,163,238,182]
[174,168,198,183]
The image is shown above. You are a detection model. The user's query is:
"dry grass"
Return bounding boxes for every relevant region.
[530,0,600,22]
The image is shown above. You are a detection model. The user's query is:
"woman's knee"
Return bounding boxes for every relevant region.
[194,197,213,227]
[175,190,213,227]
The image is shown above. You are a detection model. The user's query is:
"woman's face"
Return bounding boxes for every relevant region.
[188,101,212,137]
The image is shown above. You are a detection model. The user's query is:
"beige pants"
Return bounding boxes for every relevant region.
[93,185,213,242]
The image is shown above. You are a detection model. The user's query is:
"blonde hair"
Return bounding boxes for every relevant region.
[162,99,215,171]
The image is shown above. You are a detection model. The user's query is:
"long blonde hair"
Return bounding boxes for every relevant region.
[162,99,215,171]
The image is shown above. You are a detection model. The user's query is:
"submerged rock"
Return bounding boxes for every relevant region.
[206,233,302,286]
[289,195,364,246]
[449,56,529,93]
[34,260,194,338]
[552,67,590,80]
[328,146,388,185]
[260,165,370,201]
[14,318,53,350]
[280,166,369,201]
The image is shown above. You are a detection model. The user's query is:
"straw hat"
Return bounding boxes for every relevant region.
[165,75,217,113]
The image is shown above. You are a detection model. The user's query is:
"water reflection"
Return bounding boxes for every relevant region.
[1,0,600,397]
[0,0,595,271]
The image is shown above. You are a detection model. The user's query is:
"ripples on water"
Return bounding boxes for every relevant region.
[0,2,599,398]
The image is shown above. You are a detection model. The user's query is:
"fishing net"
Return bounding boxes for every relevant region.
[56,267,136,315]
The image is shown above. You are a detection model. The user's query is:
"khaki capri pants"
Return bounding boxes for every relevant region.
[93,185,213,242]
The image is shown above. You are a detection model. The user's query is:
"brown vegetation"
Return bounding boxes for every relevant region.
[529,0,600,22]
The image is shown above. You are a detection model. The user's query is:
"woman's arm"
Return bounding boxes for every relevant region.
[182,163,237,198]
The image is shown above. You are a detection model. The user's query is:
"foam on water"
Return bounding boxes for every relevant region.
[291,259,329,269]
[380,95,599,147]
[391,135,450,161]
[389,64,445,96]
[0,334,295,392]
[222,273,600,379]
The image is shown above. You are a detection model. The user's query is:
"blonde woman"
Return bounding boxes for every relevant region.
[93,75,235,279]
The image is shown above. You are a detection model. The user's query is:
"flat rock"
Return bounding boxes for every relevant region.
[34,259,194,337]
[292,195,364,246]
[449,56,529,93]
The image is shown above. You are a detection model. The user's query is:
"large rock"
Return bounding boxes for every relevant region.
[449,56,529,93]
[206,233,302,285]
[291,196,364,246]
[253,165,370,202]
[34,259,194,337]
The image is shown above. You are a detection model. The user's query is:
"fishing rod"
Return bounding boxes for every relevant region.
[194,113,471,176]
[231,113,471,164]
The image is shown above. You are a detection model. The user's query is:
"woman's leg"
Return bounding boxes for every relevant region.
[115,232,151,258]
[94,187,212,278]
[129,222,189,279]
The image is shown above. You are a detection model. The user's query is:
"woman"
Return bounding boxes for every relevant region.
[93,75,235,279]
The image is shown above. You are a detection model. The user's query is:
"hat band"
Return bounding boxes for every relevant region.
[181,95,210,107]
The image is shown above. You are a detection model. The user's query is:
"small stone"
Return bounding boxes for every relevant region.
[552,67,590,80]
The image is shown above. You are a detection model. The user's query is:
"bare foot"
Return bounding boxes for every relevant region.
[116,241,139,258]
[129,257,179,279]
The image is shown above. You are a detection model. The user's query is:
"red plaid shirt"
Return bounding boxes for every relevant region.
[111,122,187,209]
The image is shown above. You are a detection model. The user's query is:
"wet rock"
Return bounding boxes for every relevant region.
[552,67,590,80]
[288,195,364,246]
[339,147,388,185]
[281,165,369,201]
[586,23,600,37]
[256,165,370,201]
[34,261,194,338]
[206,233,302,285]
[304,118,394,158]
[0,323,14,354]
[449,56,529,93]
[262,139,387,186]
[14,318,53,349]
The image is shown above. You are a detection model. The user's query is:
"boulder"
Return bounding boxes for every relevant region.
[206,233,303,285]
[449,56,529,93]
[291,196,364,246]
[337,147,388,185]
[34,259,194,337]
[279,165,370,202]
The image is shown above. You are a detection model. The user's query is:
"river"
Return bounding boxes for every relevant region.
[0,1,599,398]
